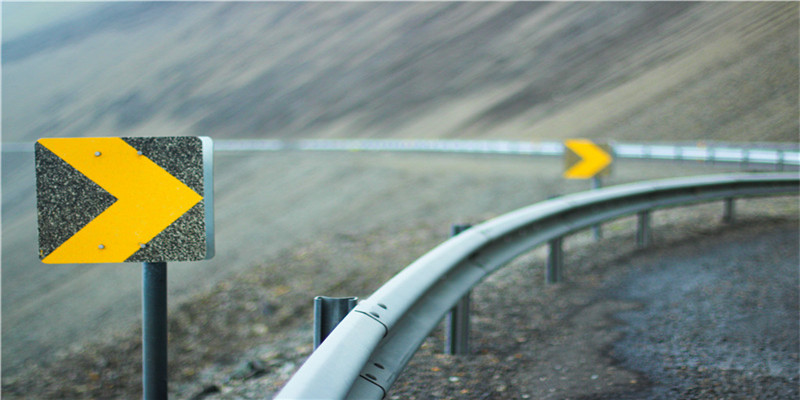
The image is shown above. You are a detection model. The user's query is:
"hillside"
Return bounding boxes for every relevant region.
[3,2,798,143]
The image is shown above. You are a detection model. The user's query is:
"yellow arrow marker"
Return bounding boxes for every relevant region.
[563,139,613,179]
[38,138,203,263]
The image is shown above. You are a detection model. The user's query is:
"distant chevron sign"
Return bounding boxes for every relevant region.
[563,139,613,179]
[35,137,214,264]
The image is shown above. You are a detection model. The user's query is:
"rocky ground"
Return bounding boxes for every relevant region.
[3,196,796,399]
[389,206,798,400]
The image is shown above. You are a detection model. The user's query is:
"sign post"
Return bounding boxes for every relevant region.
[143,261,168,399]
[35,136,214,399]
[563,139,613,240]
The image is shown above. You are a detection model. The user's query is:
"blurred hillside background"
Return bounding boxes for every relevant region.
[4,1,798,144]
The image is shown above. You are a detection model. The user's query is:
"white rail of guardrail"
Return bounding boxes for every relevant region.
[218,139,800,167]
[275,172,799,399]
[5,139,798,167]
[213,139,799,167]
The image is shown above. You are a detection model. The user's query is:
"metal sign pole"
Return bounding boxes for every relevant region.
[34,137,215,399]
[143,262,168,400]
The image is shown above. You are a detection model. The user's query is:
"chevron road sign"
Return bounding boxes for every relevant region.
[563,139,613,179]
[35,136,214,264]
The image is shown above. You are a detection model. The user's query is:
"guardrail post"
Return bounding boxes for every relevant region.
[592,177,603,240]
[445,224,472,355]
[313,296,357,350]
[723,198,735,224]
[445,289,471,355]
[546,237,563,284]
[636,210,652,248]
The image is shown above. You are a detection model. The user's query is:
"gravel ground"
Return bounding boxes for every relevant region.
[604,222,798,400]
[386,201,798,400]
[5,196,794,399]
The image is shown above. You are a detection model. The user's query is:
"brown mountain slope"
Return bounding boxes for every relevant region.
[3,2,797,143]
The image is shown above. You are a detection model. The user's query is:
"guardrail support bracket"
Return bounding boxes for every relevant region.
[314,296,358,350]
[547,237,564,284]
[637,210,652,248]
[445,291,471,355]
[445,224,473,355]
[723,198,735,224]
[592,177,604,240]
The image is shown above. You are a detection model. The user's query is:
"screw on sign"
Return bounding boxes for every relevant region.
[35,136,214,400]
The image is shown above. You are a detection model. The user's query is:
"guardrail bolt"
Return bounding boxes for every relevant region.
[313,296,357,350]
[445,224,472,355]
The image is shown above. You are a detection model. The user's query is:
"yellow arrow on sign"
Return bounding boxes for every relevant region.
[38,138,203,264]
[563,139,613,179]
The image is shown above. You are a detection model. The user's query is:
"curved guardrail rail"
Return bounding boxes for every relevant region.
[5,140,799,168]
[215,139,800,168]
[275,172,798,399]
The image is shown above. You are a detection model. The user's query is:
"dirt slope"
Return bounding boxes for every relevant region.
[3,2,797,143]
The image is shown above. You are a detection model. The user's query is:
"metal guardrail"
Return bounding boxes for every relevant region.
[5,139,799,167]
[216,139,800,168]
[275,172,799,399]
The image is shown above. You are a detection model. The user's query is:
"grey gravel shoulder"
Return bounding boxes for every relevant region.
[184,206,799,400]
